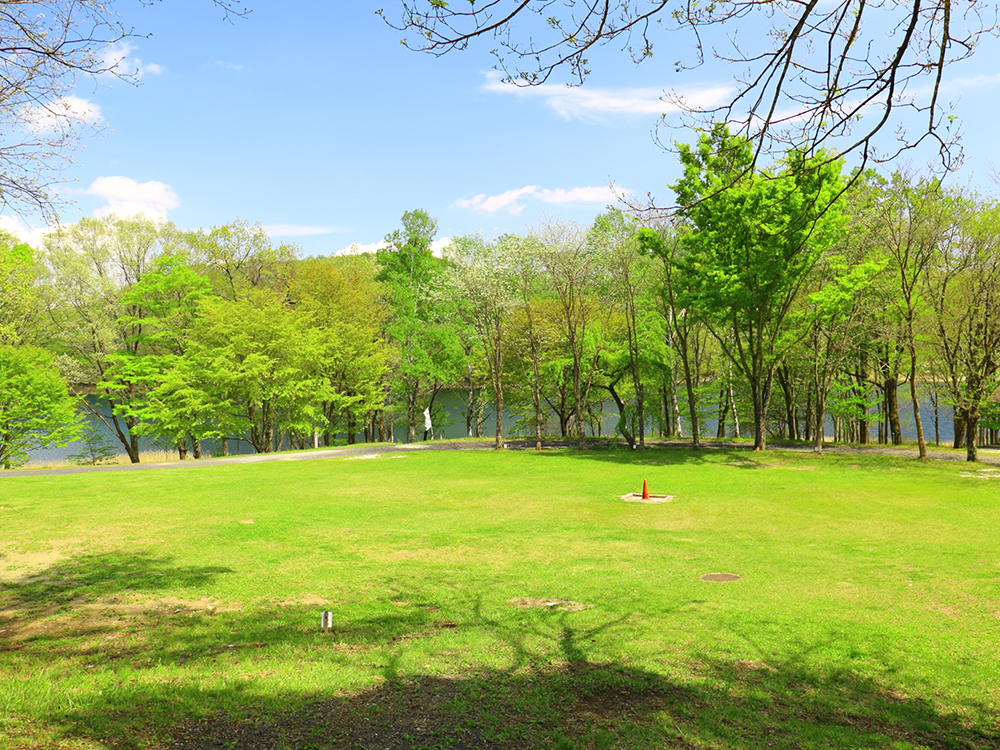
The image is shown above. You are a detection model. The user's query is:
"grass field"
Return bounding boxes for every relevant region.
[1,445,998,749]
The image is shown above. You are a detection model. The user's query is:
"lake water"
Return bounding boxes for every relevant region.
[24,387,960,466]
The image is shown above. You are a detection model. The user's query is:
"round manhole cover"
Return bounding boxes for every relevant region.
[701,573,741,582]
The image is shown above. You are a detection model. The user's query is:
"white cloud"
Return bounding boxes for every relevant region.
[214,60,245,71]
[263,224,348,237]
[430,237,453,257]
[25,95,102,132]
[0,215,58,248]
[100,42,165,78]
[454,184,625,214]
[86,176,180,220]
[482,71,732,121]
[337,240,387,256]
[455,186,539,214]
[336,237,453,258]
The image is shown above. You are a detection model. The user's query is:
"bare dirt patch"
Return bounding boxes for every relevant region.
[701,573,742,582]
[508,597,590,612]
[0,548,69,583]
[621,493,673,504]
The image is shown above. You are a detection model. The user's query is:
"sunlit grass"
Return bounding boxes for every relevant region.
[1,446,998,748]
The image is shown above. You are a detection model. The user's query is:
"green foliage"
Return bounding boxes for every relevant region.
[66,423,119,466]
[670,123,846,448]
[0,345,80,468]
[0,230,39,346]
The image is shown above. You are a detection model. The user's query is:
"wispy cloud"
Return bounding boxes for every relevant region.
[482,71,732,121]
[454,184,625,215]
[213,60,245,71]
[263,224,349,237]
[455,186,539,215]
[86,176,180,220]
[100,42,165,78]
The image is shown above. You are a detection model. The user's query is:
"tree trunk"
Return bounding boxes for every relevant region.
[177,440,187,461]
[750,372,772,452]
[494,381,504,450]
[222,437,230,456]
[716,388,729,438]
[907,348,928,459]
[606,376,635,448]
[953,411,966,449]
[964,408,979,462]
[885,377,903,445]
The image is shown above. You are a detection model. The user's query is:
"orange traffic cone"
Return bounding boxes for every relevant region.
[642,480,650,500]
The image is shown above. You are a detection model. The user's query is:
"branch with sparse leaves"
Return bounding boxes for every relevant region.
[382,0,995,172]
[0,0,249,220]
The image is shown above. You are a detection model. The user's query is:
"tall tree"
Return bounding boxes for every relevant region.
[672,124,845,451]
[863,172,950,459]
[41,216,179,462]
[532,221,612,449]
[445,234,519,449]
[924,195,1000,462]
[0,231,40,346]
[0,345,79,469]
[291,255,389,445]
[638,222,709,448]
[593,210,655,449]
[377,210,462,442]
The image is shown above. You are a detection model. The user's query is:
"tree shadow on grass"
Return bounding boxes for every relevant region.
[3,585,997,750]
[0,551,235,614]
[53,645,1000,750]
[550,442,774,470]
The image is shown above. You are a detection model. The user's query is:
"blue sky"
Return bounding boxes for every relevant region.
[4,0,1000,256]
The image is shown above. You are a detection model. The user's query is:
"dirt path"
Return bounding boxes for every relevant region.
[3,438,998,478]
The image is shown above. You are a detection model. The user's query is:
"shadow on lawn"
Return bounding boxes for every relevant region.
[553,442,776,469]
[3,579,997,749]
[53,640,1000,750]
[0,551,235,613]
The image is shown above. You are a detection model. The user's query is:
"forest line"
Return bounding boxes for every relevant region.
[2,131,999,468]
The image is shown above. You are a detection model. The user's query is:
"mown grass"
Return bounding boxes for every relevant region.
[1,446,998,749]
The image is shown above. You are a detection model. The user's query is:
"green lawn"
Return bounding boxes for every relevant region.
[1,446,998,749]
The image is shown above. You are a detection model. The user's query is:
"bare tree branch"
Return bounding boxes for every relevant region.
[381,0,996,170]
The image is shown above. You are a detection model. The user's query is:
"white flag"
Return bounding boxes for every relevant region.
[423,407,433,431]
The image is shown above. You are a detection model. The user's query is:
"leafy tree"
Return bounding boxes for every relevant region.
[67,424,118,467]
[672,124,845,451]
[531,220,616,449]
[924,195,1000,462]
[377,210,462,442]
[191,220,297,301]
[41,216,180,462]
[174,290,335,454]
[291,255,389,445]
[445,234,519,449]
[861,172,951,458]
[592,210,657,449]
[800,254,883,453]
[0,231,40,346]
[0,345,79,469]
[639,222,711,447]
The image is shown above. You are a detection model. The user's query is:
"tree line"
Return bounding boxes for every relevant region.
[2,130,999,467]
